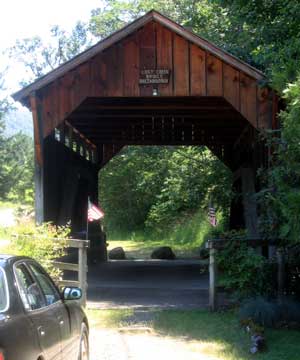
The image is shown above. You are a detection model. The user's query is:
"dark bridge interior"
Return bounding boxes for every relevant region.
[68,96,247,147]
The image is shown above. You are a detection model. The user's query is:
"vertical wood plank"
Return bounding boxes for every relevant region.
[240,73,257,128]
[61,75,72,119]
[78,245,88,307]
[30,94,45,224]
[105,44,124,96]
[190,44,206,96]
[78,62,91,104]
[139,22,156,96]
[223,64,240,109]
[156,25,173,96]
[257,87,271,129]
[123,34,140,96]
[42,87,52,137]
[90,53,106,97]
[173,34,189,96]
[207,53,223,96]
[52,80,60,129]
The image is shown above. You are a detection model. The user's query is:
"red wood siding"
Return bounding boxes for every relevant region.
[38,21,273,138]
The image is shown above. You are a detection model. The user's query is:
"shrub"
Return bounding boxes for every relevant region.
[217,231,275,298]
[239,297,280,328]
[278,298,300,325]
[240,297,300,329]
[8,221,70,278]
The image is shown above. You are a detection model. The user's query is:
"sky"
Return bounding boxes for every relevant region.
[1,0,101,97]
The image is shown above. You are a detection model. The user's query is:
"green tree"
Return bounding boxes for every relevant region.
[9,22,91,84]
[99,146,232,236]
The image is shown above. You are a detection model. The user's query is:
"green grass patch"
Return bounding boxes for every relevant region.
[107,208,222,259]
[86,309,134,328]
[153,310,300,360]
[107,239,201,259]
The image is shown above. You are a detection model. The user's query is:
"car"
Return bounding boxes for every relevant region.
[0,255,89,360]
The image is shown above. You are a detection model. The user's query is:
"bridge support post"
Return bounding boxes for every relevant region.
[208,244,217,311]
[241,167,259,238]
[30,94,45,224]
[277,248,285,303]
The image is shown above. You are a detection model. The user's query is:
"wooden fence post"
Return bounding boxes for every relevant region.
[209,244,217,311]
[277,247,285,303]
[79,243,88,307]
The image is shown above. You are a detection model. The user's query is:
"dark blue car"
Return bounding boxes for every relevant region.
[0,255,89,360]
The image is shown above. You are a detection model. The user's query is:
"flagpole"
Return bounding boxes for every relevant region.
[86,196,89,241]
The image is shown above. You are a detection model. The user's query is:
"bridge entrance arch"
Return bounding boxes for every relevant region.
[13,10,278,260]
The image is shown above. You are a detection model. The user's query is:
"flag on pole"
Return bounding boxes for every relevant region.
[208,206,217,227]
[88,199,104,222]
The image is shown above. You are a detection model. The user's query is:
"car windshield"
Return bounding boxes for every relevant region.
[0,266,8,312]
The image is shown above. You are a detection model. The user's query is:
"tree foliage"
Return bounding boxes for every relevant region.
[9,22,91,85]
[0,72,33,205]
[99,146,232,236]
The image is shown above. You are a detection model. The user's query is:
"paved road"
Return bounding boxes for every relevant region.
[86,260,209,309]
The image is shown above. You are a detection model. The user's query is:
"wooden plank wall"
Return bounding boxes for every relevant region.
[38,21,274,138]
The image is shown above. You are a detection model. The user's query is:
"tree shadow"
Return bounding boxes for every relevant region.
[151,310,300,360]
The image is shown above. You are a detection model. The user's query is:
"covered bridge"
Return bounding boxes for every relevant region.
[13,10,279,259]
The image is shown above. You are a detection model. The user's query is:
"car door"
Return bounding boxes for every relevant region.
[14,261,62,360]
[26,261,78,359]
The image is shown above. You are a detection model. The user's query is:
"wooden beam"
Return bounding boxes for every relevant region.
[30,94,44,224]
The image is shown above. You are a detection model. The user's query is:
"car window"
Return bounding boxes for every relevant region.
[28,263,60,306]
[0,266,8,312]
[15,263,46,311]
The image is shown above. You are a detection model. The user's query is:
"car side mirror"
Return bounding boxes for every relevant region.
[62,287,82,300]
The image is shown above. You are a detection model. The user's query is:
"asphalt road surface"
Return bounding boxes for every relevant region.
[86,260,209,309]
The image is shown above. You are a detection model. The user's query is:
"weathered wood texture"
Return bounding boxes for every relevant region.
[32,21,275,139]
[43,136,99,230]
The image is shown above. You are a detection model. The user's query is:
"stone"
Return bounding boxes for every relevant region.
[151,246,176,260]
[109,247,126,260]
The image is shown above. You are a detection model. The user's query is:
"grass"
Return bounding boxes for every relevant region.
[86,308,135,328]
[106,208,218,259]
[107,239,201,259]
[86,308,300,360]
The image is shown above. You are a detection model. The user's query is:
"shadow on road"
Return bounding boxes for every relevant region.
[86,260,209,309]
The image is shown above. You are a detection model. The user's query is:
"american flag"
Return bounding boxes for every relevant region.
[88,199,104,222]
[208,207,217,227]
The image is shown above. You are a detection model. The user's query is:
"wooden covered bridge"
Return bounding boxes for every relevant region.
[13,10,278,260]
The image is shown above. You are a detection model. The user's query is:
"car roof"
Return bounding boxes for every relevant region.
[0,255,34,266]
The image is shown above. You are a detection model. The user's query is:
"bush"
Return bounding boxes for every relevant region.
[278,299,300,325]
[217,232,274,298]
[8,221,70,278]
[240,297,300,329]
[239,297,280,328]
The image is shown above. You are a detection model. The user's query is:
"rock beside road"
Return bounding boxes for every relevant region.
[109,247,126,260]
[151,246,176,260]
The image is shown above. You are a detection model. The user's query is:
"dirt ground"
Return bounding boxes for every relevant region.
[89,327,217,360]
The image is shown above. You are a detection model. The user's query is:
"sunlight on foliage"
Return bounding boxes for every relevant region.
[6,221,70,278]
